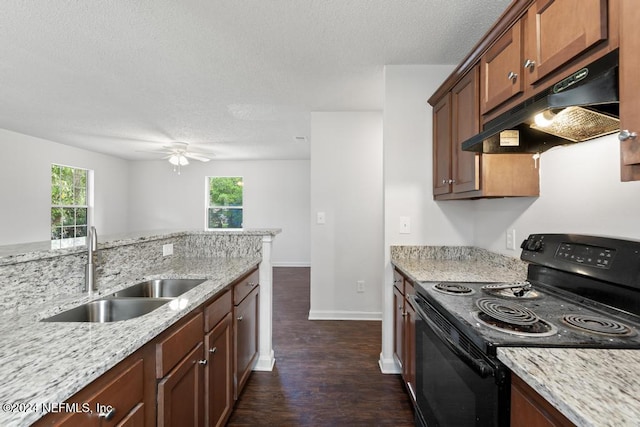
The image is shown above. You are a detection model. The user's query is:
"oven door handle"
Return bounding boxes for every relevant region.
[412,296,495,379]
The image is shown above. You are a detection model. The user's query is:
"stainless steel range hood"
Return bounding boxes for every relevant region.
[462,50,619,153]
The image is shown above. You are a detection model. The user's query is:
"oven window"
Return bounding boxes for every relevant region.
[415,315,509,426]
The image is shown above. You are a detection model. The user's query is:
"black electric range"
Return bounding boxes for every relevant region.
[412,233,640,427]
[415,233,640,355]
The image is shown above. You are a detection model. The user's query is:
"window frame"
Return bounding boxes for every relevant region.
[50,163,93,249]
[205,176,244,230]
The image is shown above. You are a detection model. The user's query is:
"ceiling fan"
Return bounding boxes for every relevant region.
[147,142,215,174]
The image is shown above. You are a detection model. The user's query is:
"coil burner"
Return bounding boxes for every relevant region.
[432,283,475,296]
[473,298,557,337]
[562,314,636,337]
[481,282,541,299]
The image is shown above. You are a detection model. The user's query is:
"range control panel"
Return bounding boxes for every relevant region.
[520,233,640,289]
[555,242,615,269]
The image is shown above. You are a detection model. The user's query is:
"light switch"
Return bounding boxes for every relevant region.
[316,212,326,224]
[400,216,411,234]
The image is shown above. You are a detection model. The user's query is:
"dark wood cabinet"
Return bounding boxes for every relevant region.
[619,0,640,181]
[481,19,524,114]
[524,0,608,85]
[157,342,205,427]
[33,354,152,427]
[511,374,575,427]
[451,67,481,193]
[204,312,233,427]
[432,93,452,196]
[234,285,259,399]
[393,284,405,368]
[392,268,416,404]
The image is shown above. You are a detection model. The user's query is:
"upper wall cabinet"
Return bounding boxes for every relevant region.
[481,0,610,116]
[524,0,608,85]
[619,0,640,181]
[481,20,524,115]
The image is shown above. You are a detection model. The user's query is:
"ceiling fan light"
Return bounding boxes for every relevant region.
[169,154,189,166]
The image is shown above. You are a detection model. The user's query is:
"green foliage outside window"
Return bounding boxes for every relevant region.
[208,177,243,229]
[51,164,88,246]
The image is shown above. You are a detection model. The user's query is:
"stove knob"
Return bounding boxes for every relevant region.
[527,239,543,252]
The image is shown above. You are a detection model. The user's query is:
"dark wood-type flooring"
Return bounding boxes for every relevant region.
[227,267,415,426]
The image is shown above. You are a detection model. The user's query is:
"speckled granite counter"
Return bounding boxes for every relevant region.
[390,245,528,284]
[498,348,640,427]
[0,255,260,426]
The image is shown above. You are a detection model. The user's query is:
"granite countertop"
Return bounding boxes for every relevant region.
[498,348,640,427]
[391,245,640,427]
[390,245,528,284]
[0,255,260,427]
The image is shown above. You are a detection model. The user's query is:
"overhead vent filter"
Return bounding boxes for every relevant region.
[530,106,620,142]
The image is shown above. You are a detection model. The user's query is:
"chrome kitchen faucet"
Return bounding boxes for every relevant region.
[84,226,99,294]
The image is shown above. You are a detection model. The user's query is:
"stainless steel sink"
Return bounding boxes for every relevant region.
[111,278,206,298]
[41,298,170,323]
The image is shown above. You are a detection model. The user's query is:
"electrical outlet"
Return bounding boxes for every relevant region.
[162,243,174,256]
[506,229,516,250]
[356,280,365,293]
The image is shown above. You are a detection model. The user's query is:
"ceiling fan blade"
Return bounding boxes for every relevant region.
[184,153,212,162]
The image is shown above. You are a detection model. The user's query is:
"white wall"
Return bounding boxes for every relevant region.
[127,159,310,266]
[310,112,383,320]
[380,64,471,371]
[0,129,130,245]
[474,134,640,253]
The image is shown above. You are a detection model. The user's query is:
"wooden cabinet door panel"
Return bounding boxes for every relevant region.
[205,313,233,427]
[526,0,607,84]
[481,20,523,114]
[452,66,480,193]
[233,268,260,305]
[156,313,203,378]
[157,342,205,427]
[393,285,404,368]
[234,286,259,399]
[620,0,640,181]
[433,93,452,195]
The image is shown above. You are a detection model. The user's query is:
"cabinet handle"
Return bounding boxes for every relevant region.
[247,281,257,286]
[507,71,518,82]
[524,59,536,70]
[449,179,456,184]
[619,130,638,141]
[98,407,116,421]
[198,359,208,365]
[442,179,447,185]
[398,305,403,311]
[401,311,408,317]
[209,347,217,354]
[237,315,244,321]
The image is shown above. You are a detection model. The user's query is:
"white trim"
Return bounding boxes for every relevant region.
[253,350,276,371]
[271,261,311,267]
[308,310,382,321]
[378,352,402,374]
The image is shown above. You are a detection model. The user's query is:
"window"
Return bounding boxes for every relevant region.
[207,176,243,229]
[51,164,90,249]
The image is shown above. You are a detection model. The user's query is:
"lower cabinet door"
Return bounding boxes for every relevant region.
[157,342,205,427]
[205,313,233,427]
[234,287,259,399]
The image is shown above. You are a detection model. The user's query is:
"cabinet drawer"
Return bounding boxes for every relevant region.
[233,268,259,305]
[204,289,232,332]
[393,270,405,295]
[156,313,203,378]
[54,359,145,427]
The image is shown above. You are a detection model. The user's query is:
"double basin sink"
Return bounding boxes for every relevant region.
[41,279,206,323]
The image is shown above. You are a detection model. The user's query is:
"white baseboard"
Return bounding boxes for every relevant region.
[253,350,276,371]
[271,261,311,267]
[308,310,382,321]
[379,353,401,374]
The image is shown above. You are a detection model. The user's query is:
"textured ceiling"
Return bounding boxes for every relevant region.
[0,0,511,160]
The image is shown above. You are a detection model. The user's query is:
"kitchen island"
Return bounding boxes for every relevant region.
[0,229,279,426]
[391,245,640,427]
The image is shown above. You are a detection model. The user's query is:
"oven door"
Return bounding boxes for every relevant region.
[413,295,510,427]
